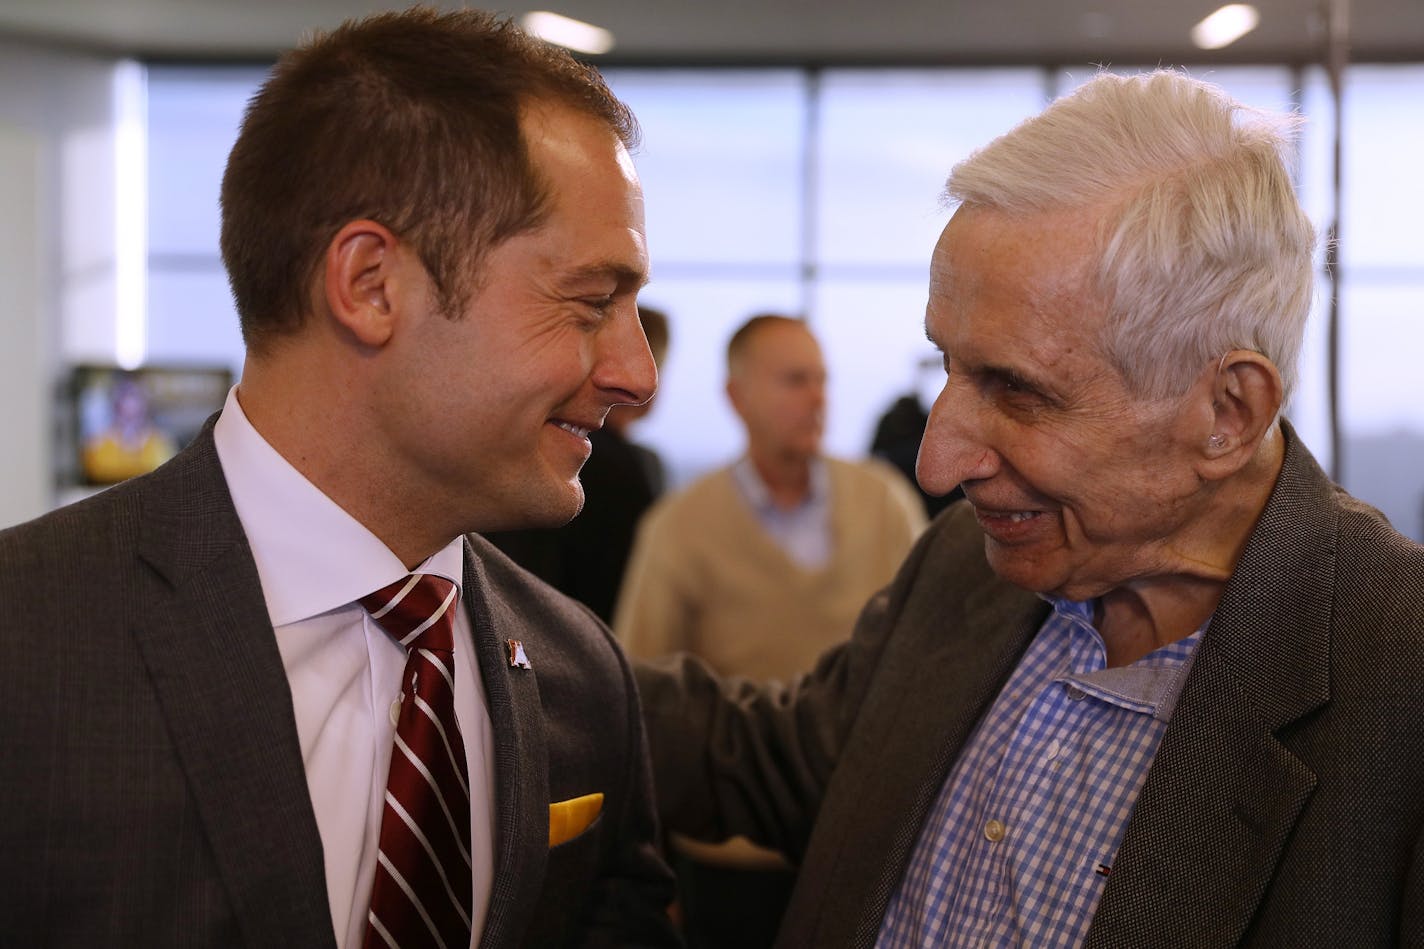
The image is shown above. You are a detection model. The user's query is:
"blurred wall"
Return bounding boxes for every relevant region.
[0,39,126,528]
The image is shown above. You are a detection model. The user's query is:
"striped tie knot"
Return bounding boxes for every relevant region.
[361,574,459,654]
[359,573,474,949]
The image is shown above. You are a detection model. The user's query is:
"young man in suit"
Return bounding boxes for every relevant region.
[0,9,678,948]
[636,71,1424,946]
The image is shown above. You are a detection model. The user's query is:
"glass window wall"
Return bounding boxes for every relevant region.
[138,61,1424,539]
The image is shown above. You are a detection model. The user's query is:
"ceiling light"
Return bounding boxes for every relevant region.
[1191,4,1261,50]
[520,11,615,55]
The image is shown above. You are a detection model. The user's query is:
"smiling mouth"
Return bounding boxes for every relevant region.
[972,507,1047,536]
[553,420,592,439]
[992,511,1041,523]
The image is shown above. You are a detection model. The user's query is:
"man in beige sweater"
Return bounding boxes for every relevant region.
[614,313,925,947]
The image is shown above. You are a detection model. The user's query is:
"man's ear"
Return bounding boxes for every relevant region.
[725,377,749,424]
[1198,349,1284,479]
[322,219,400,348]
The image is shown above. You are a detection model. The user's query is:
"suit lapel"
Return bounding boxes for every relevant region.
[464,541,549,949]
[1087,426,1335,946]
[130,430,334,948]
[798,511,1048,947]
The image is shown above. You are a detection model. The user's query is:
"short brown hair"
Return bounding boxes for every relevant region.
[220,6,639,353]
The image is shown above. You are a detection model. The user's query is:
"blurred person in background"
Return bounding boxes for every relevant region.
[868,353,964,519]
[617,312,925,947]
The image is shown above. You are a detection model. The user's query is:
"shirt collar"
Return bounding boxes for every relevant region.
[1042,594,1207,723]
[732,455,829,514]
[212,387,464,627]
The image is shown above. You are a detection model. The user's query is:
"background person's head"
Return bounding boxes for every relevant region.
[220,7,639,356]
[725,314,827,467]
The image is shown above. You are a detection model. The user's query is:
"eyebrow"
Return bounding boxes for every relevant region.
[933,344,1059,401]
[561,262,651,291]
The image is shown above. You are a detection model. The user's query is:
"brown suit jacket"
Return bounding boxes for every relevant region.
[0,421,678,948]
[638,423,1424,947]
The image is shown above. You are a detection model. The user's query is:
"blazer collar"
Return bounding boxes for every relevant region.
[131,421,336,948]
[793,503,1048,947]
[462,539,549,949]
[1088,421,1336,946]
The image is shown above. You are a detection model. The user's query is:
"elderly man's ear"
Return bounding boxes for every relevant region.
[1196,349,1285,479]
[321,219,403,349]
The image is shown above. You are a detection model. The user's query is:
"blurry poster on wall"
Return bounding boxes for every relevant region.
[71,365,232,485]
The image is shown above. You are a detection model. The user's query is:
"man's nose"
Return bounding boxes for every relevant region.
[915,378,997,496]
[595,307,658,407]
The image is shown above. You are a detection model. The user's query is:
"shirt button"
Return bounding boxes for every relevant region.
[983,819,1007,842]
[1046,739,1061,760]
[389,696,402,727]
[1065,685,1087,701]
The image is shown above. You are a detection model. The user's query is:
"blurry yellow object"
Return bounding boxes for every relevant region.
[83,430,176,483]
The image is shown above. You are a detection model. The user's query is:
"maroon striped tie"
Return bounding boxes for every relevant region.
[359,574,474,949]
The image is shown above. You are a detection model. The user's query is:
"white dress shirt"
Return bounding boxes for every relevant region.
[213,388,495,948]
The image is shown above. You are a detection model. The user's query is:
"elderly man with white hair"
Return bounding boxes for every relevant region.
[635,70,1424,948]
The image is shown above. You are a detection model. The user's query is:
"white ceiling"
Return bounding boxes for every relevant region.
[0,0,1419,64]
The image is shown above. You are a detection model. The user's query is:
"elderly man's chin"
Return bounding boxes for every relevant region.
[986,549,1041,591]
[985,537,1147,602]
[981,538,1082,597]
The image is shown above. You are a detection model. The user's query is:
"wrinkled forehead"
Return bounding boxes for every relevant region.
[935,204,1101,296]
[929,204,1107,352]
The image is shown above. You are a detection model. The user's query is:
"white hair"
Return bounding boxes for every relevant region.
[945,70,1315,402]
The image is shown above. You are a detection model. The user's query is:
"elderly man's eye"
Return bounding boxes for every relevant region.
[986,371,1025,394]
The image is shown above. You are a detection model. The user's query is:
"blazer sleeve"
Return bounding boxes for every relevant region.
[577,624,683,948]
[1406,827,1424,947]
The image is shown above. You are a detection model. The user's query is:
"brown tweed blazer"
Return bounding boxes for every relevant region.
[638,422,1424,947]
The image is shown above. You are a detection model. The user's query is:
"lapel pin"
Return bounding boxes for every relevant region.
[506,639,532,670]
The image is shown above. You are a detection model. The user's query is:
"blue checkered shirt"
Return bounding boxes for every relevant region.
[876,597,1204,948]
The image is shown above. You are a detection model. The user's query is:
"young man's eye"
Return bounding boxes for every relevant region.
[576,296,615,320]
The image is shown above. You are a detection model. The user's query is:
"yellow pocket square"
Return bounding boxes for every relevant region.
[548,792,604,847]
